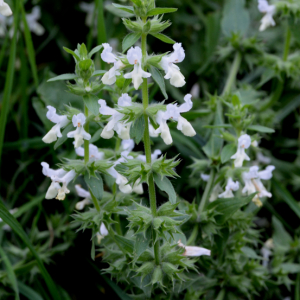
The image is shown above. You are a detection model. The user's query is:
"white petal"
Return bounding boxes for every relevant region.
[0,2,12,16]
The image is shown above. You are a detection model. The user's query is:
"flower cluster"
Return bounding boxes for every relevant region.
[152,94,196,145]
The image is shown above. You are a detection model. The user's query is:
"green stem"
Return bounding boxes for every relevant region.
[186,224,198,246]
[283,26,291,62]
[261,25,291,111]
[84,105,89,164]
[221,52,242,97]
[141,31,160,265]
[198,168,216,216]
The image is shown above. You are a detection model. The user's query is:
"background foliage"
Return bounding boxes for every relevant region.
[1,0,300,299]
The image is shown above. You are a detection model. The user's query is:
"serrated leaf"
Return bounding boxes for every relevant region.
[84,173,103,200]
[221,0,250,37]
[88,45,103,58]
[149,66,168,99]
[147,8,177,16]
[83,94,100,116]
[221,143,236,163]
[54,123,73,150]
[153,173,176,204]
[115,235,135,254]
[130,115,145,144]
[122,32,142,53]
[135,232,151,257]
[248,125,275,133]
[47,74,78,82]
[150,33,175,44]
[207,194,254,224]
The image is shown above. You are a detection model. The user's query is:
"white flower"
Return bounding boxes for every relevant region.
[218,177,240,198]
[137,149,162,162]
[42,106,69,144]
[51,170,76,201]
[257,152,271,164]
[108,151,143,194]
[67,113,91,148]
[121,139,135,152]
[75,185,91,210]
[261,238,273,267]
[100,43,125,85]
[201,173,210,182]
[25,6,44,36]
[41,162,68,199]
[98,94,133,140]
[75,143,105,161]
[124,46,151,90]
[161,43,186,87]
[231,134,251,167]
[242,165,275,206]
[96,222,109,244]
[0,0,12,16]
[258,0,276,31]
[178,241,211,257]
[155,94,195,145]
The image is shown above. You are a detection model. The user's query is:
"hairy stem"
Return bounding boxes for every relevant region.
[141,31,160,265]
[221,52,242,96]
[84,105,89,164]
[198,168,216,216]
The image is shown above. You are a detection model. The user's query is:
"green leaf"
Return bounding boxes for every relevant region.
[79,59,92,71]
[247,125,275,133]
[207,194,254,224]
[0,246,19,300]
[149,66,168,99]
[47,74,78,82]
[114,235,135,254]
[83,94,100,116]
[130,115,145,144]
[84,173,103,200]
[54,123,73,150]
[18,281,44,300]
[272,216,293,249]
[221,143,236,163]
[88,45,103,58]
[92,70,106,77]
[0,201,61,299]
[20,3,39,88]
[202,100,224,159]
[221,0,250,37]
[122,32,142,53]
[153,174,177,204]
[0,3,19,161]
[150,33,175,44]
[147,8,177,16]
[112,3,134,14]
[135,232,151,257]
[63,47,80,61]
[102,275,133,300]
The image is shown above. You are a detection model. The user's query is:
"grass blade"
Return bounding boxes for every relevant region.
[0,201,61,300]
[273,179,300,219]
[0,246,20,300]
[18,281,44,300]
[0,1,19,162]
[20,2,39,88]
